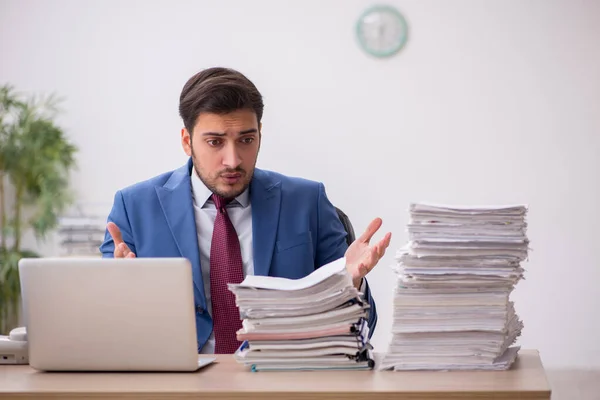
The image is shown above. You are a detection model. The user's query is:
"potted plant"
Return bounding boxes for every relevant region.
[0,84,78,334]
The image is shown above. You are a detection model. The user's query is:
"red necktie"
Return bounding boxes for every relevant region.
[210,194,244,354]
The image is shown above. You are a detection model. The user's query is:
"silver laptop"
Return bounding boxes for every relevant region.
[18,257,215,372]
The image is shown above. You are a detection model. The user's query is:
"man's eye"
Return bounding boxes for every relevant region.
[241,137,254,144]
[207,139,222,147]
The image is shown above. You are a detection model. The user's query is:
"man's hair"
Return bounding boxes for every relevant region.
[178,67,264,134]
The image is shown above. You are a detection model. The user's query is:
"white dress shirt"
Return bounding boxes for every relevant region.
[190,168,253,354]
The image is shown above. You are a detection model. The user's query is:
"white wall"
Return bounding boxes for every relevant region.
[1,0,599,369]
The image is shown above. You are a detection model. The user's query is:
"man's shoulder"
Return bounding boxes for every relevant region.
[118,163,189,197]
[254,168,322,191]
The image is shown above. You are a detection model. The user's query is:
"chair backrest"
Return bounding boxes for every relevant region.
[335,207,356,246]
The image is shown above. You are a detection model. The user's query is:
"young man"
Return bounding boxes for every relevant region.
[100,67,392,354]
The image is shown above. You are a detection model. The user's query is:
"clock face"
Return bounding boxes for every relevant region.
[356,5,408,58]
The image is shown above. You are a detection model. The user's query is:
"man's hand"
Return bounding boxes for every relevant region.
[107,222,136,258]
[345,218,391,289]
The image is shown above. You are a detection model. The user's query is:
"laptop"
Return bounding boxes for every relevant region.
[18,257,215,372]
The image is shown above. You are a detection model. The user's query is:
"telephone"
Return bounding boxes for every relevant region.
[0,327,28,364]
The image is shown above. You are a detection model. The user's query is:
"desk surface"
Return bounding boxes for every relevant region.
[0,350,551,400]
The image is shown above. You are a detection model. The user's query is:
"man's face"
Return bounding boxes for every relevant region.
[181,109,261,199]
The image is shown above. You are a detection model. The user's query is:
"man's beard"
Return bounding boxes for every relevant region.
[191,149,254,200]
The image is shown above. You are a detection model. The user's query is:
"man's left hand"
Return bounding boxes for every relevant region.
[344,217,392,289]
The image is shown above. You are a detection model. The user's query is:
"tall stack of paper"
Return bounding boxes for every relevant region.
[380,203,529,371]
[229,258,374,372]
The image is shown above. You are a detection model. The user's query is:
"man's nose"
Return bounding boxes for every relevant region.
[222,142,242,169]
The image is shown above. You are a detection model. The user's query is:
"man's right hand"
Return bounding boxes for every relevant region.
[107,222,136,258]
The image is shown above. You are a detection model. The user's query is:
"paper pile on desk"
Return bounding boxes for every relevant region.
[229,258,374,371]
[380,203,529,371]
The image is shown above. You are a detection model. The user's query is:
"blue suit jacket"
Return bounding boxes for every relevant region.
[100,159,377,351]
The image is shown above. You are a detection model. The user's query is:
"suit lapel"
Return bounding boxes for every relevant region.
[155,159,205,305]
[251,169,281,277]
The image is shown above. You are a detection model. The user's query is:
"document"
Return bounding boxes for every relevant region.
[380,203,529,371]
[229,257,374,371]
[232,257,349,291]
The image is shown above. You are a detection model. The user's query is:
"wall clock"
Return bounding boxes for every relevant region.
[356,5,408,58]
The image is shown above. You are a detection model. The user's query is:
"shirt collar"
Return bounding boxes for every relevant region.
[190,167,250,208]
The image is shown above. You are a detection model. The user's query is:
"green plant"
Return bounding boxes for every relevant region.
[0,84,77,334]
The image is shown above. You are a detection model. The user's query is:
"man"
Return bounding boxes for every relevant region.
[100,67,392,354]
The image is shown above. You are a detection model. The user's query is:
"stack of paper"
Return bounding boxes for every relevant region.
[229,258,374,371]
[380,203,529,371]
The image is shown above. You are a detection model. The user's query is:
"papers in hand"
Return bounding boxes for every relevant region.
[228,258,374,371]
[380,203,528,371]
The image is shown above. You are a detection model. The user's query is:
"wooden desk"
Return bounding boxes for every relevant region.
[0,350,551,399]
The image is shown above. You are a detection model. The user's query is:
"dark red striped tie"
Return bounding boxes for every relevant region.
[209,194,244,354]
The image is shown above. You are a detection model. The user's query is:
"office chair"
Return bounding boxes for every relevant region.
[335,207,356,246]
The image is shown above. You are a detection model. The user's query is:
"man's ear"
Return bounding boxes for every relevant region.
[181,128,192,157]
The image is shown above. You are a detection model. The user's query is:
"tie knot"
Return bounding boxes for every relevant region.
[212,194,233,211]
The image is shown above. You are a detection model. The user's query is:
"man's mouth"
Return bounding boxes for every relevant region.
[220,172,243,184]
